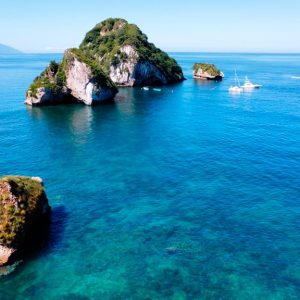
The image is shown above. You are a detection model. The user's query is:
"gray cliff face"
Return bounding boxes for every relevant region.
[25,50,118,106]
[108,45,138,86]
[109,45,168,86]
[25,86,71,106]
[64,51,117,105]
[132,61,168,86]
[80,19,185,87]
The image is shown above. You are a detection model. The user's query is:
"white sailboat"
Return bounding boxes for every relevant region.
[241,76,262,89]
[229,70,243,93]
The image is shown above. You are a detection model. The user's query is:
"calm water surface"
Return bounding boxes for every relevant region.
[0,53,300,299]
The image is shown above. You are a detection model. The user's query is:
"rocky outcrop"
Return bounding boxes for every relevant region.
[25,49,118,106]
[80,18,185,86]
[25,86,72,106]
[108,45,168,86]
[0,176,50,266]
[0,245,14,266]
[64,50,118,105]
[193,63,224,81]
[25,18,185,105]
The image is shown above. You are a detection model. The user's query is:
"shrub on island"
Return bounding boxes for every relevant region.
[193,63,224,81]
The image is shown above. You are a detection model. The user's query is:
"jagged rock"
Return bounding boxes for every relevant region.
[25,49,118,106]
[64,49,118,105]
[0,245,14,266]
[107,45,168,86]
[193,63,224,81]
[25,18,185,106]
[25,86,72,106]
[80,18,185,86]
[0,176,50,266]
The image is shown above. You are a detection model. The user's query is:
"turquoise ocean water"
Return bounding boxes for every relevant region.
[0,53,300,299]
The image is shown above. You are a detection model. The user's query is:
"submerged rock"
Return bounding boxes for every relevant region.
[80,18,185,86]
[193,63,224,81]
[0,176,50,266]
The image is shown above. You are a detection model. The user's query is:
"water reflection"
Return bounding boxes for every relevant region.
[27,105,96,145]
[115,88,138,115]
[115,87,171,115]
[193,78,222,91]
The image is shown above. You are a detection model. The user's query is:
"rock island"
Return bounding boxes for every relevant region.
[25,18,184,106]
[0,176,50,266]
[193,63,224,81]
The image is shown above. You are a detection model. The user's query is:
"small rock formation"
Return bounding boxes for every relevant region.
[25,49,118,106]
[80,18,185,86]
[0,176,50,266]
[193,63,224,81]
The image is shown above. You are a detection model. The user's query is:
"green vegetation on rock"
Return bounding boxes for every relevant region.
[80,18,183,82]
[26,17,183,102]
[193,63,222,77]
[0,176,49,248]
[66,48,116,88]
[26,47,117,99]
[27,60,65,98]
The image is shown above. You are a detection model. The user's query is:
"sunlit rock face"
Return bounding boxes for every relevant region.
[25,49,118,106]
[80,18,185,86]
[193,63,224,81]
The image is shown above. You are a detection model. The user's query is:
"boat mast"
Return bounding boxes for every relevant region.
[235,69,241,87]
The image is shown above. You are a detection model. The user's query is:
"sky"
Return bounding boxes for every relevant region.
[0,0,300,53]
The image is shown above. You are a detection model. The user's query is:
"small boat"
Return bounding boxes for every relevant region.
[241,76,262,89]
[291,76,300,79]
[142,87,150,91]
[229,86,243,93]
[153,88,162,92]
[229,70,243,93]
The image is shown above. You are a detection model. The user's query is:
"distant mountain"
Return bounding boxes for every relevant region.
[0,43,22,54]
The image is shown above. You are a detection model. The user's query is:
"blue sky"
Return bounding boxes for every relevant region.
[1,0,300,53]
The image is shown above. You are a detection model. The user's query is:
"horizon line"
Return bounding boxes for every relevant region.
[15,50,300,55]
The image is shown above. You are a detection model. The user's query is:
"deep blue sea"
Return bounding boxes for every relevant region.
[0,52,300,299]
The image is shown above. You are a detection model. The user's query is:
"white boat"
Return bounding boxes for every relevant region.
[241,76,262,89]
[153,88,162,92]
[142,87,150,91]
[229,70,243,93]
[229,86,243,93]
[291,76,300,79]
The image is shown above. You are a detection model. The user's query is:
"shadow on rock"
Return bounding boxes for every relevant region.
[23,205,68,260]
[0,205,68,276]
